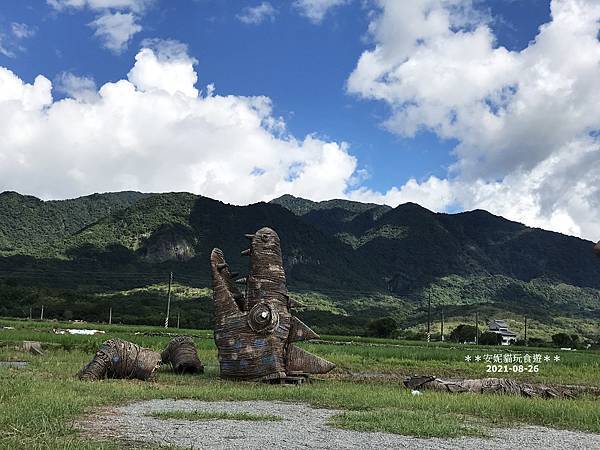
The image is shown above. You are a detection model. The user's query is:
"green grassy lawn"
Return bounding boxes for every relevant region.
[0,318,599,448]
[302,341,600,386]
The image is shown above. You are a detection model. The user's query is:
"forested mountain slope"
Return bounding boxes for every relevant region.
[0,191,598,338]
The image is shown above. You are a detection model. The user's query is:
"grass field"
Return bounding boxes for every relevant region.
[0,317,599,449]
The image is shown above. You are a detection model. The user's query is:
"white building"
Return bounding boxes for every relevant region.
[489,319,517,345]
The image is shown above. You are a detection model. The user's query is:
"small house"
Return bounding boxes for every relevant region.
[488,319,517,345]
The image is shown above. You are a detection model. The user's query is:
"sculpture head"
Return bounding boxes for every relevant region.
[210,227,335,381]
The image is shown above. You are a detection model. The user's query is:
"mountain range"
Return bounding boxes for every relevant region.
[0,190,598,340]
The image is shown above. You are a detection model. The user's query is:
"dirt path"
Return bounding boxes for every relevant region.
[78,399,600,449]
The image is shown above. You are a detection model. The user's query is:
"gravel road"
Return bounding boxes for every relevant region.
[78,399,600,449]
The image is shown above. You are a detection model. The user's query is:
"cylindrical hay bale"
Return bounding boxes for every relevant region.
[78,338,161,381]
[594,240,600,257]
[161,336,204,374]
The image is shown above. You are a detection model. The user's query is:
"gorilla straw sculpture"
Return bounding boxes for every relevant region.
[211,227,335,382]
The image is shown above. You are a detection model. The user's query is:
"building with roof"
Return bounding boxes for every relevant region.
[488,319,517,345]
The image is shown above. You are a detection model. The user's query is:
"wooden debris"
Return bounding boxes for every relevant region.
[78,338,161,381]
[211,227,335,381]
[161,336,204,374]
[404,375,575,399]
[21,341,43,356]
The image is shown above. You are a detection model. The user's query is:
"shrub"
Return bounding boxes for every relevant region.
[367,317,397,338]
[479,331,502,345]
[552,332,576,347]
[449,324,480,343]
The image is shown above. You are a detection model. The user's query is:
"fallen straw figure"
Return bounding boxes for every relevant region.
[404,375,574,399]
[78,338,162,381]
[161,336,204,374]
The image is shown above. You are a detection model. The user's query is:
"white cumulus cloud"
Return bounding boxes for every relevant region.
[237,2,277,25]
[127,39,199,97]
[89,12,142,53]
[293,0,349,24]
[349,176,454,213]
[0,37,15,58]
[347,0,600,241]
[47,0,152,13]
[0,22,35,58]
[54,72,98,102]
[11,23,36,39]
[0,40,359,205]
[48,0,150,53]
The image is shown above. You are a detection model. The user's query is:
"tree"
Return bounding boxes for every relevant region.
[528,337,546,346]
[552,333,573,347]
[449,324,480,343]
[367,317,398,338]
[401,330,426,341]
[479,331,502,345]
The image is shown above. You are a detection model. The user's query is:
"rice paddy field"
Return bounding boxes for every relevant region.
[0,317,599,449]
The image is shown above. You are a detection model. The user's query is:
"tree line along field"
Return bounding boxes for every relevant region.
[0,318,599,449]
[1,279,599,345]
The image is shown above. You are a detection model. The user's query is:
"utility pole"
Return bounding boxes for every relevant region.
[440,308,444,342]
[475,311,479,345]
[109,307,112,325]
[40,305,44,321]
[524,316,528,346]
[427,291,431,342]
[28,307,32,320]
[164,272,173,328]
[177,310,180,329]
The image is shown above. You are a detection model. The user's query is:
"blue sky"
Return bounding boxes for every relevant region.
[1,0,550,193]
[0,1,599,241]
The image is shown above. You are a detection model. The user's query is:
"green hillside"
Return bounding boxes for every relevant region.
[0,191,598,341]
[0,191,148,257]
